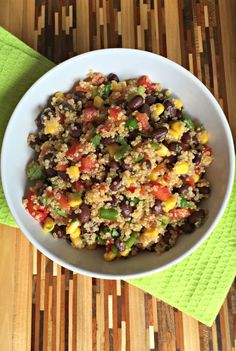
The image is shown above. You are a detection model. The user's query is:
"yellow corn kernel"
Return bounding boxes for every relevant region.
[43,217,55,232]
[106,143,120,156]
[163,195,177,212]
[66,166,80,182]
[120,248,131,257]
[111,80,123,92]
[66,220,80,235]
[171,121,185,134]
[93,95,104,109]
[159,176,168,186]
[149,171,158,181]
[172,98,183,109]
[127,177,135,185]
[139,227,159,248]
[71,236,84,248]
[193,173,200,183]
[197,130,209,144]
[68,193,83,207]
[85,192,94,204]
[156,144,170,157]
[168,129,179,141]
[174,161,189,175]
[44,118,60,135]
[104,251,117,261]
[151,103,165,117]
[55,91,65,99]
[70,227,81,239]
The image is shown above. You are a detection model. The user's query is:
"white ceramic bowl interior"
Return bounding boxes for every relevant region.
[1,49,234,279]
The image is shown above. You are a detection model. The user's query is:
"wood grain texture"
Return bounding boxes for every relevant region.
[0,0,235,350]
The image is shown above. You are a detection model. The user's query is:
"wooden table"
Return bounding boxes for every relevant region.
[0,1,235,350]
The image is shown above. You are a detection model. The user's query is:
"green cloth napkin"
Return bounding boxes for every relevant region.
[0,27,235,326]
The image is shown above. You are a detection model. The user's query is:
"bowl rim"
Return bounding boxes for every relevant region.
[1,48,235,280]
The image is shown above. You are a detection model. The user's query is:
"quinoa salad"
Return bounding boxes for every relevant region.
[23,71,213,261]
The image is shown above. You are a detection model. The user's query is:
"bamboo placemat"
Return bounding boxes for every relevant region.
[0,1,235,350]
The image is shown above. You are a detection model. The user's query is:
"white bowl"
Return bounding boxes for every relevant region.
[1,49,234,279]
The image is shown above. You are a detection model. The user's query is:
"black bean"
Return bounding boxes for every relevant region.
[57,171,70,181]
[102,137,115,145]
[167,142,182,152]
[121,162,132,171]
[145,95,156,105]
[43,152,54,160]
[53,225,66,238]
[38,134,49,143]
[152,127,168,142]
[72,92,85,101]
[107,73,119,82]
[175,109,183,119]
[181,143,190,151]
[181,222,195,234]
[177,185,190,196]
[120,201,133,218]
[188,209,205,224]
[128,95,144,111]
[109,160,120,170]
[162,231,172,244]
[110,177,122,191]
[45,168,57,177]
[29,140,37,149]
[35,115,44,130]
[167,154,177,164]
[199,186,210,194]
[115,239,125,251]
[166,155,177,170]
[127,130,138,142]
[110,196,118,206]
[181,132,191,144]
[139,104,150,116]
[191,136,199,146]
[70,128,81,138]
[78,204,91,223]
[163,100,173,109]
[193,153,202,164]
[144,159,151,169]
[38,185,46,196]
[153,200,162,215]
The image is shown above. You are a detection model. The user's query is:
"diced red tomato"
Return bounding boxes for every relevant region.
[202,147,212,155]
[74,180,85,192]
[109,107,122,118]
[127,186,136,193]
[136,112,150,131]
[169,208,191,222]
[80,156,96,173]
[26,191,48,222]
[90,72,107,86]
[150,182,171,201]
[98,124,112,133]
[140,185,146,194]
[56,162,68,171]
[83,107,99,123]
[75,86,90,93]
[137,75,153,90]
[66,142,83,162]
[185,177,195,188]
[194,167,201,175]
[163,173,170,183]
[59,112,65,124]
[57,192,70,211]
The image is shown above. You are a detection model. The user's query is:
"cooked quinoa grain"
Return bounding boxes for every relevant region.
[24,72,213,261]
